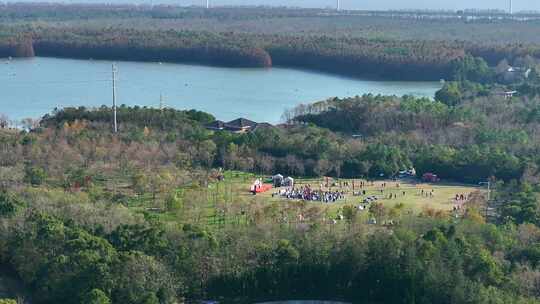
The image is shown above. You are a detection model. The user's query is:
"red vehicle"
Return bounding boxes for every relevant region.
[422,173,440,183]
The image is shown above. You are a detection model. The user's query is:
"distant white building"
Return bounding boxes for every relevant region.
[502,66,532,83]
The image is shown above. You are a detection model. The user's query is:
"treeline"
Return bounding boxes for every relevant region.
[41,105,215,131]
[1,4,540,81]
[288,84,540,182]
[265,36,463,80]
[0,25,461,79]
[0,24,530,80]
[30,28,272,68]
[466,43,540,66]
[0,3,327,21]
[1,25,537,80]
[33,95,528,185]
[1,7,540,80]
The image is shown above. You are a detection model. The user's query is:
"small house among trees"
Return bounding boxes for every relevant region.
[205,120,226,131]
[205,118,270,133]
[492,88,518,99]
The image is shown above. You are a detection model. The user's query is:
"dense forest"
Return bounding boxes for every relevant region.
[0,4,540,80]
[0,25,461,79]
[0,99,537,303]
[2,4,540,43]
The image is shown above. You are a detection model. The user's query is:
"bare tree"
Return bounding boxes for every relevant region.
[20,117,40,130]
[0,113,9,128]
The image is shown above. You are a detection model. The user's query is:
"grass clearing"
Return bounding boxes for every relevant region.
[150,173,482,227]
[254,177,480,212]
[82,170,481,227]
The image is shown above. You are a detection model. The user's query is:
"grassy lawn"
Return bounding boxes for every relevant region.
[175,174,482,226]
[252,177,480,212]
[99,170,481,227]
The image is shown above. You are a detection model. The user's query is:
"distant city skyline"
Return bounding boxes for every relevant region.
[190,0,534,12]
[15,0,537,12]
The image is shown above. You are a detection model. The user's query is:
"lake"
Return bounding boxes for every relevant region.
[0,57,441,123]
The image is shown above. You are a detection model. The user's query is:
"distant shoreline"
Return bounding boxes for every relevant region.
[0,43,453,82]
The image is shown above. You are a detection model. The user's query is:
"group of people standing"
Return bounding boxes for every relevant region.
[453,193,469,211]
[387,191,407,199]
[274,185,345,203]
[421,189,435,197]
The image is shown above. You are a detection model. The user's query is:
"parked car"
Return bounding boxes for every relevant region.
[422,172,440,183]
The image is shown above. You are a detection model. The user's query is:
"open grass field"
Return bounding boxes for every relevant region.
[248,176,481,213]
[136,171,483,228]
[45,169,482,228]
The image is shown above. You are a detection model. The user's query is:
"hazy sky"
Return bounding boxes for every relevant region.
[9,0,537,12]
[174,0,535,11]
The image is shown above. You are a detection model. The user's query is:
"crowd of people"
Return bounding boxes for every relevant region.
[268,178,473,218]
[273,185,345,203]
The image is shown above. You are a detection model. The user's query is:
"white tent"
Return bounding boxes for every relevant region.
[272,174,284,187]
[283,177,295,187]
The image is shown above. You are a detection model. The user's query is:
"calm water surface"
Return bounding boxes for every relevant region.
[0,57,441,123]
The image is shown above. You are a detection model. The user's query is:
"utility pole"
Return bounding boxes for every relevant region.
[509,0,513,15]
[336,0,340,11]
[206,0,209,9]
[479,181,491,218]
[112,63,118,133]
[159,93,164,111]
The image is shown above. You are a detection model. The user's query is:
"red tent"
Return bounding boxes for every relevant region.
[253,184,272,193]
[250,179,273,193]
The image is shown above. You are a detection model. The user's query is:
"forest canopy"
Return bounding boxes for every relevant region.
[0,4,540,80]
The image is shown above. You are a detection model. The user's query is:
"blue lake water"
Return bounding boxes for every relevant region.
[0,57,441,123]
